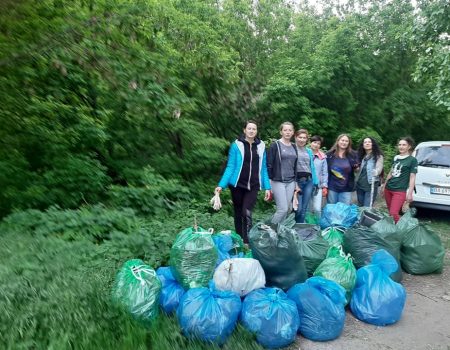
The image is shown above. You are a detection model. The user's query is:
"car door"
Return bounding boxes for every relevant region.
[413,143,450,208]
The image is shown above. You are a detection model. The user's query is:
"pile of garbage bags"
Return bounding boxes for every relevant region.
[110,205,445,348]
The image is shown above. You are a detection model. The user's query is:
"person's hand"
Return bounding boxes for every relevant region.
[322,187,328,197]
[406,191,413,203]
[264,190,272,201]
[215,186,222,194]
[295,186,301,193]
[372,169,378,176]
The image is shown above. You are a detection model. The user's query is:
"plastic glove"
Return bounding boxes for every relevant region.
[371,169,378,176]
[210,192,222,211]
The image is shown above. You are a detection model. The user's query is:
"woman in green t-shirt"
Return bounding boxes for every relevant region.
[382,137,418,222]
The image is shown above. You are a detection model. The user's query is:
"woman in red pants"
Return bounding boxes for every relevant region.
[383,137,418,223]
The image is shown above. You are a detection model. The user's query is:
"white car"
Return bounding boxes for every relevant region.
[412,141,450,212]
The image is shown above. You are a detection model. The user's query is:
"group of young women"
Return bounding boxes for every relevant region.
[216,120,417,243]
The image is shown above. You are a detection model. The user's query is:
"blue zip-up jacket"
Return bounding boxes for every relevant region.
[312,150,328,188]
[218,138,271,190]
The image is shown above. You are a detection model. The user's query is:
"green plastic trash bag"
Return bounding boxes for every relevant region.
[249,223,307,290]
[305,212,320,225]
[295,227,329,275]
[170,227,218,289]
[112,259,161,325]
[369,216,403,282]
[314,246,356,304]
[321,227,345,247]
[371,216,398,237]
[396,210,419,234]
[344,225,403,283]
[401,223,445,275]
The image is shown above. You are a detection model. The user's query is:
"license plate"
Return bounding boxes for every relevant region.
[430,186,450,195]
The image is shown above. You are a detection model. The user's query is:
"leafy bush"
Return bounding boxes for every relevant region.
[107,166,190,216]
[3,205,142,243]
[1,155,111,214]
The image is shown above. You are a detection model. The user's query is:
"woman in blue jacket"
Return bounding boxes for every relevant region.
[215,121,271,243]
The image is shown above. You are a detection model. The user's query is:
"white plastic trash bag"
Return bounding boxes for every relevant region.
[213,258,266,297]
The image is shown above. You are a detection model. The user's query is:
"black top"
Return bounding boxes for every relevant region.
[236,135,261,190]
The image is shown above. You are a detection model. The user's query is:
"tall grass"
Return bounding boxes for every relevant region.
[0,204,263,350]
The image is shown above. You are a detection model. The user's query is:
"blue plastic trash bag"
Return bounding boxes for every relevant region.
[213,232,246,266]
[156,267,185,314]
[350,249,406,326]
[177,281,241,345]
[320,203,359,229]
[212,234,233,265]
[287,277,346,341]
[241,287,299,349]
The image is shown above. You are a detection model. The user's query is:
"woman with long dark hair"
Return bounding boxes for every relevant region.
[355,137,384,207]
[215,121,271,243]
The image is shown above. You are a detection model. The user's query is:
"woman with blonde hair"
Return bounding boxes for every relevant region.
[267,122,297,223]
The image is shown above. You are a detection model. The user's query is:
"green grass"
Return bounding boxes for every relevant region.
[0,204,263,350]
[0,203,448,349]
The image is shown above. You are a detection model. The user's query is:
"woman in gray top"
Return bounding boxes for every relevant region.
[267,122,298,223]
[294,129,319,223]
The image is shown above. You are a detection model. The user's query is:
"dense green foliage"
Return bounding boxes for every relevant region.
[0,0,449,217]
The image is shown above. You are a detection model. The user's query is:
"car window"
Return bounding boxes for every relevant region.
[416,145,450,168]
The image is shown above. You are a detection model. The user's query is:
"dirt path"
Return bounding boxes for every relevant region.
[293,254,450,350]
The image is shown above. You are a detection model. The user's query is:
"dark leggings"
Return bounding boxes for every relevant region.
[230,186,259,244]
